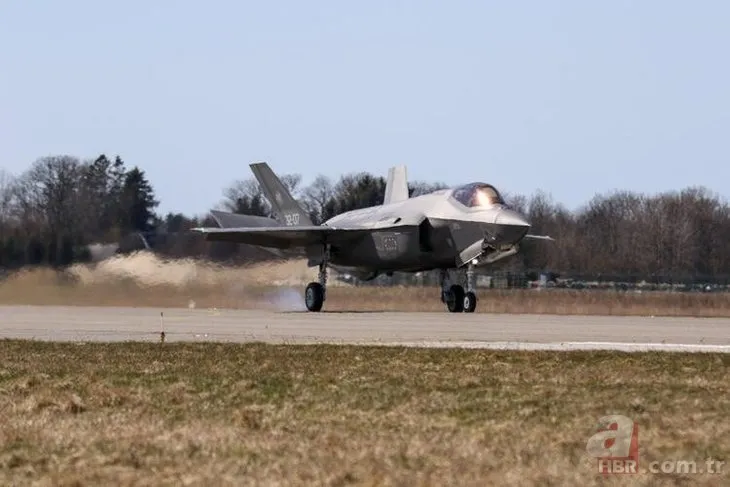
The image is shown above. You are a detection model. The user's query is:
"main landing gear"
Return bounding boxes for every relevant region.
[304,246,329,312]
[439,264,478,313]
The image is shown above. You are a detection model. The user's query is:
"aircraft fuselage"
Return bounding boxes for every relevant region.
[319,187,530,276]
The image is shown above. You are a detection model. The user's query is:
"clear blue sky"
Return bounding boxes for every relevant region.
[2,1,728,216]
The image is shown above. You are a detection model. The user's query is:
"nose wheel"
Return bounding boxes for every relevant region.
[463,291,477,313]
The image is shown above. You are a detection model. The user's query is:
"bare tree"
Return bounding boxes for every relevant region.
[221,172,303,217]
[6,156,83,265]
[221,178,271,216]
[503,192,528,214]
[0,169,15,225]
[28,156,81,235]
[408,181,448,197]
[301,175,334,224]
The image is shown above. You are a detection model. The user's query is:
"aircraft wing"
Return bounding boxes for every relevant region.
[524,234,554,241]
[192,225,380,249]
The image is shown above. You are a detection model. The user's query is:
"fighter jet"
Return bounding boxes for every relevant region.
[193,162,552,313]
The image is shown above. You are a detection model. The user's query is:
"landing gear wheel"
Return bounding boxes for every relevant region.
[446,284,465,312]
[463,292,477,313]
[304,282,324,312]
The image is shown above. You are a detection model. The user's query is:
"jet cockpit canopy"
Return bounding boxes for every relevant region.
[452,182,505,209]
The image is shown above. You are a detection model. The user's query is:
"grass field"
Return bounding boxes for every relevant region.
[2,253,730,316]
[1,341,728,486]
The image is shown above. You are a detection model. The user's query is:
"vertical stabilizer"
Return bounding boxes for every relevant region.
[383,165,409,204]
[249,162,313,227]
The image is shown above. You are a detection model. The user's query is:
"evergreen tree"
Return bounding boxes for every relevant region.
[322,173,386,220]
[120,167,159,233]
[231,193,269,217]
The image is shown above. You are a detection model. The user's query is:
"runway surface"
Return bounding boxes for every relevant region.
[2,305,730,352]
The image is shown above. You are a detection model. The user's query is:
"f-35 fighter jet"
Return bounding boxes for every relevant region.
[193,163,552,312]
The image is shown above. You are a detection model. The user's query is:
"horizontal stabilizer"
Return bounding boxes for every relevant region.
[207,210,285,257]
[210,210,280,229]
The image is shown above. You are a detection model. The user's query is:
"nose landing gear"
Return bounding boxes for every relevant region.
[463,263,477,313]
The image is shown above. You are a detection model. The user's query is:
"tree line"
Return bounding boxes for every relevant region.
[1,155,157,268]
[2,153,730,280]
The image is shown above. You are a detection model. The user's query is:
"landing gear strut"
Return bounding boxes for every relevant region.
[463,263,477,313]
[440,265,478,313]
[305,246,329,312]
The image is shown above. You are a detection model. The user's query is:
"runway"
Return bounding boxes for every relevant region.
[2,305,730,352]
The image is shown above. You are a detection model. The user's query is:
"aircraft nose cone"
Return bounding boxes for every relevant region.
[493,209,530,244]
[495,209,530,228]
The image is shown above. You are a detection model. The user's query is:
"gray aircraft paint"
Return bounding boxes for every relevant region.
[383,165,409,204]
[194,162,550,280]
[249,162,313,227]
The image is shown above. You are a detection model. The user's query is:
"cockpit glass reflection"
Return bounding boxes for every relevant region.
[452,183,505,208]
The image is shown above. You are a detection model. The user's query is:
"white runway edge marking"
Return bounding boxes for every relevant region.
[340,341,730,353]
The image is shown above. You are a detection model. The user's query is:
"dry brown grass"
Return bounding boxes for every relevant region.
[1,341,728,485]
[2,252,730,316]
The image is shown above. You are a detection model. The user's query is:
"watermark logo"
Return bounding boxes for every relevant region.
[585,415,726,475]
[585,414,639,474]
